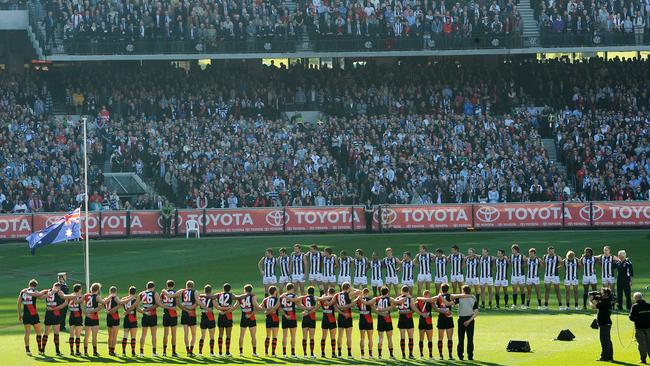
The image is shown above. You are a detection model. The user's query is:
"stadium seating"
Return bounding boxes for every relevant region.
[1,58,649,212]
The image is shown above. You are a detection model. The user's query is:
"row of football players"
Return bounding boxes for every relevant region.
[18,278,477,360]
[258,244,630,310]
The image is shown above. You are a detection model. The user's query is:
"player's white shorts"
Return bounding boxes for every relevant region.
[279,276,291,284]
[417,274,432,283]
[495,279,508,287]
[321,275,336,284]
[582,275,597,285]
[479,277,494,286]
[308,273,322,282]
[602,276,615,285]
[511,276,526,285]
[371,279,384,287]
[401,279,414,287]
[544,276,560,285]
[564,279,579,286]
[465,277,479,286]
[263,276,277,285]
[450,274,464,283]
[526,277,540,285]
[434,276,448,284]
[385,276,399,285]
[291,274,305,283]
[353,277,368,286]
[338,276,351,285]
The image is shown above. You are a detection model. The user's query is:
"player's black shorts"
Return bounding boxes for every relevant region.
[282,317,297,329]
[337,314,353,329]
[321,316,337,330]
[302,317,316,328]
[218,314,233,328]
[266,317,279,328]
[200,317,216,329]
[377,316,393,332]
[358,314,373,330]
[69,313,83,327]
[240,316,256,328]
[398,315,414,329]
[142,314,157,327]
[106,315,120,327]
[123,316,138,329]
[163,314,178,327]
[181,311,197,326]
[84,317,99,327]
[23,312,40,325]
[437,316,454,329]
[45,311,61,326]
[419,318,433,330]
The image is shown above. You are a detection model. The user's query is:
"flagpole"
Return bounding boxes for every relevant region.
[82,116,90,292]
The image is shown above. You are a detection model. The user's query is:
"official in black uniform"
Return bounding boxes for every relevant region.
[57,273,69,332]
[364,200,374,232]
[590,288,613,362]
[616,250,633,310]
[629,292,650,364]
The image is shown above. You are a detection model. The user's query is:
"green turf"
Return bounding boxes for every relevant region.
[1,230,649,365]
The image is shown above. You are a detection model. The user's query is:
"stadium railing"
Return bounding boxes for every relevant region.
[0,201,648,241]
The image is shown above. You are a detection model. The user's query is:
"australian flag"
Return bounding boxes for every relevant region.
[26,208,81,254]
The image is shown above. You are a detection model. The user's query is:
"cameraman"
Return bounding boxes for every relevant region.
[590,288,613,362]
[629,292,650,364]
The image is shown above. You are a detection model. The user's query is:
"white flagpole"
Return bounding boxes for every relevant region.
[82,116,90,292]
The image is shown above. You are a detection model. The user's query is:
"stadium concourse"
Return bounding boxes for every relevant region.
[1,58,649,217]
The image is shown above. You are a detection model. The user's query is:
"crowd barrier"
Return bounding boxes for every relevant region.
[0,202,648,240]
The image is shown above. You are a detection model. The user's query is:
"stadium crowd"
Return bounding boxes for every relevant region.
[1,58,649,212]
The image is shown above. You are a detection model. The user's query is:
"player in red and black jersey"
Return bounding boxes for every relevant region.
[261,285,281,356]
[355,288,376,358]
[67,284,84,356]
[434,284,455,360]
[43,282,77,356]
[169,280,201,356]
[328,282,360,358]
[17,279,48,356]
[83,283,104,356]
[279,283,303,358]
[120,286,139,356]
[357,286,403,359]
[317,287,338,358]
[416,290,434,359]
[396,285,426,360]
[215,283,238,357]
[198,285,216,357]
[103,286,130,356]
[136,281,167,356]
[299,286,319,358]
[236,284,261,356]
[161,280,178,357]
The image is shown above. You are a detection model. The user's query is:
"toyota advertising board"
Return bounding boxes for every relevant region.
[591,202,650,227]
[473,203,565,228]
[284,207,360,232]
[177,208,284,234]
[374,205,472,230]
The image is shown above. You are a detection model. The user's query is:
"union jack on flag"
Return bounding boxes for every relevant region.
[26,207,82,255]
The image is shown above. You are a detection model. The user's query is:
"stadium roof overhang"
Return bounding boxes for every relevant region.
[45,45,650,62]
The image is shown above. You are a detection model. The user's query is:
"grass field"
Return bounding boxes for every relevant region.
[1,229,650,366]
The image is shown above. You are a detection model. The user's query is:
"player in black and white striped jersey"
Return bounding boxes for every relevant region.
[464,249,480,304]
[542,246,563,310]
[290,244,307,295]
[401,252,415,290]
[580,247,597,309]
[478,248,494,308]
[258,249,277,297]
[353,249,369,289]
[448,245,464,294]
[415,245,432,296]
[597,246,617,297]
[370,252,384,297]
[510,244,527,309]
[278,248,291,294]
[494,249,509,309]
[321,248,337,295]
[525,248,542,309]
[307,244,323,295]
[433,249,448,294]
[383,248,401,297]
[563,250,580,310]
[337,251,353,289]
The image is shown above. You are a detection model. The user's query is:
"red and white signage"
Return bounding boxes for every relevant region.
[374,205,472,230]
[591,202,650,227]
[473,203,565,228]
[285,207,360,232]
[177,208,284,234]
